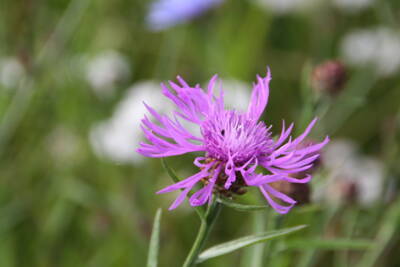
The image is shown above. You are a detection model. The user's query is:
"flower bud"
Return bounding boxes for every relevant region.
[312,60,347,95]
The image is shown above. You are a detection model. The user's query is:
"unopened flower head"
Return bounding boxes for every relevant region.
[137,69,329,214]
[312,60,347,95]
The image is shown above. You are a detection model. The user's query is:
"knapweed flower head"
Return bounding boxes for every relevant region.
[146,0,223,31]
[137,69,329,214]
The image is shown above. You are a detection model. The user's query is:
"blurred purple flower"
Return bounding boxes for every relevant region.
[147,0,223,31]
[137,69,329,213]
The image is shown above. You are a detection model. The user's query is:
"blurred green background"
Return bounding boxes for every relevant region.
[1,0,400,266]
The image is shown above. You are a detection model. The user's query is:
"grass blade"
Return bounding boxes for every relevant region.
[147,208,162,267]
[197,225,307,263]
[217,197,268,211]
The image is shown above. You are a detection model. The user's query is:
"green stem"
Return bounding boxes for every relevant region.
[182,198,222,267]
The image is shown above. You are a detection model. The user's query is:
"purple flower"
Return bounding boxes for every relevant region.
[137,69,329,214]
[146,0,223,31]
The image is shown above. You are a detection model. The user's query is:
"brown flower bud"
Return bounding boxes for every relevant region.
[312,60,347,95]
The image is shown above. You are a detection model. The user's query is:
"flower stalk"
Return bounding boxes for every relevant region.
[183,197,222,267]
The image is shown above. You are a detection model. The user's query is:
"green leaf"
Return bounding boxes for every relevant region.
[218,198,321,214]
[147,208,161,267]
[217,197,268,211]
[283,238,374,250]
[147,208,162,267]
[196,225,307,263]
[161,159,206,219]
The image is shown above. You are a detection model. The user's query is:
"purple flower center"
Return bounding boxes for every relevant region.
[201,110,273,165]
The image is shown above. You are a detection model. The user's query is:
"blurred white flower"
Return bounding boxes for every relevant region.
[218,79,251,111]
[332,0,374,13]
[90,79,251,164]
[85,50,131,97]
[0,57,25,89]
[355,158,383,205]
[315,139,384,206]
[340,27,400,77]
[323,139,358,170]
[256,0,317,14]
[90,81,165,164]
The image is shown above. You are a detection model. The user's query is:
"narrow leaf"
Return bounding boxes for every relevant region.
[283,238,374,250]
[217,197,268,211]
[197,225,307,263]
[218,198,320,214]
[161,159,205,219]
[147,208,162,267]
